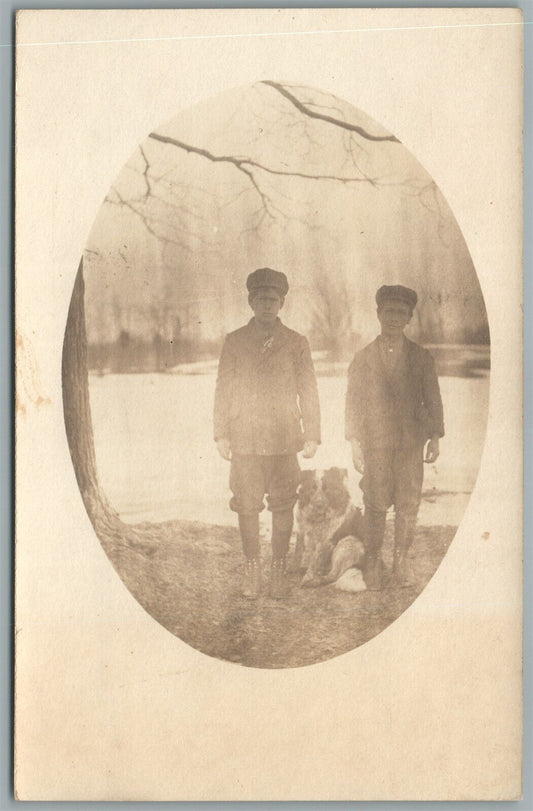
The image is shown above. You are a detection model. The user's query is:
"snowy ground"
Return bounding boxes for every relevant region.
[89,370,489,530]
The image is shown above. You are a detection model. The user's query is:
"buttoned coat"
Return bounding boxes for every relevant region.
[214,318,321,456]
[345,337,444,449]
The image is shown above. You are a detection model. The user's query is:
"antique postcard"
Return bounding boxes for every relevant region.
[15,8,523,800]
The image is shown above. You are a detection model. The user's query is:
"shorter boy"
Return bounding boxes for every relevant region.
[345,285,444,589]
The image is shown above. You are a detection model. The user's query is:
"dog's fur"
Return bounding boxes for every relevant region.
[333,564,367,593]
[292,468,366,590]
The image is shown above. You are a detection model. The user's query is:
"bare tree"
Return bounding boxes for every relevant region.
[310,269,358,359]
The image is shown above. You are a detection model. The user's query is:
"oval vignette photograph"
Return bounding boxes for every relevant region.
[62,82,490,669]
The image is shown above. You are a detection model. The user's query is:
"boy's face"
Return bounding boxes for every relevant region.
[250,288,283,327]
[377,300,412,337]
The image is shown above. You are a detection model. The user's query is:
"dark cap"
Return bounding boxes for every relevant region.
[376,285,418,310]
[246,267,289,296]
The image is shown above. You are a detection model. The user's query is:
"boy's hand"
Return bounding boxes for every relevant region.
[425,437,440,463]
[350,439,364,474]
[216,438,232,461]
[302,440,318,458]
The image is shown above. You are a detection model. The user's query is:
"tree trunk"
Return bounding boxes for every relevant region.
[62,260,105,516]
[62,259,155,554]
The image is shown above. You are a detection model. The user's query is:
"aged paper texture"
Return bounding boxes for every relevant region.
[15,8,523,800]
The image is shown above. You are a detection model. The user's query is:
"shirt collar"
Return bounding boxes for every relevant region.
[249,316,282,338]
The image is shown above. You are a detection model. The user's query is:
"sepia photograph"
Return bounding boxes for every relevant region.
[63,81,489,668]
[15,9,522,800]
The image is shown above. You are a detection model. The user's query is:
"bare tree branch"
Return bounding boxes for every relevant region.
[138,145,153,199]
[108,84,433,254]
[260,81,400,143]
[148,131,378,186]
[105,188,190,249]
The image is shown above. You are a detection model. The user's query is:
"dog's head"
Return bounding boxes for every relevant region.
[297,467,350,520]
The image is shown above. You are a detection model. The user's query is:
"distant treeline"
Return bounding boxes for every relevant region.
[414,321,490,347]
[87,333,222,374]
[88,332,490,379]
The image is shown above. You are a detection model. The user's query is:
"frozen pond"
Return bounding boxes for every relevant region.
[89,372,489,528]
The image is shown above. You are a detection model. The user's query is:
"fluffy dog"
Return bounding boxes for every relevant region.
[292,468,366,590]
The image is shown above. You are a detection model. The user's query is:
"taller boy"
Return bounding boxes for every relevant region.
[214,268,321,599]
[345,285,444,590]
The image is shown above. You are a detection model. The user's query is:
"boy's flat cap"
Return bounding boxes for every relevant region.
[246,268,289,296]
[376,285,418,309]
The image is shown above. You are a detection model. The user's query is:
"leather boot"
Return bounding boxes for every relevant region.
[270,556,289,599]
[363,509,386,590]
[238,514,262,598]
[238,513,260,559]
[271,510,294,559]
[241,557,262,599]
[390,512,416,587]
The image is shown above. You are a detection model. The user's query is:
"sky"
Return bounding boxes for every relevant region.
[83,81,488,349]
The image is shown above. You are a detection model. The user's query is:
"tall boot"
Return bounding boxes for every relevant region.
[363,509,386,590]
[270,510,293,599]
[271,510,293,558]
[242,558,262,599]
[238,514,261,599]
[270,556,288,599]
[390,511,417,587]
